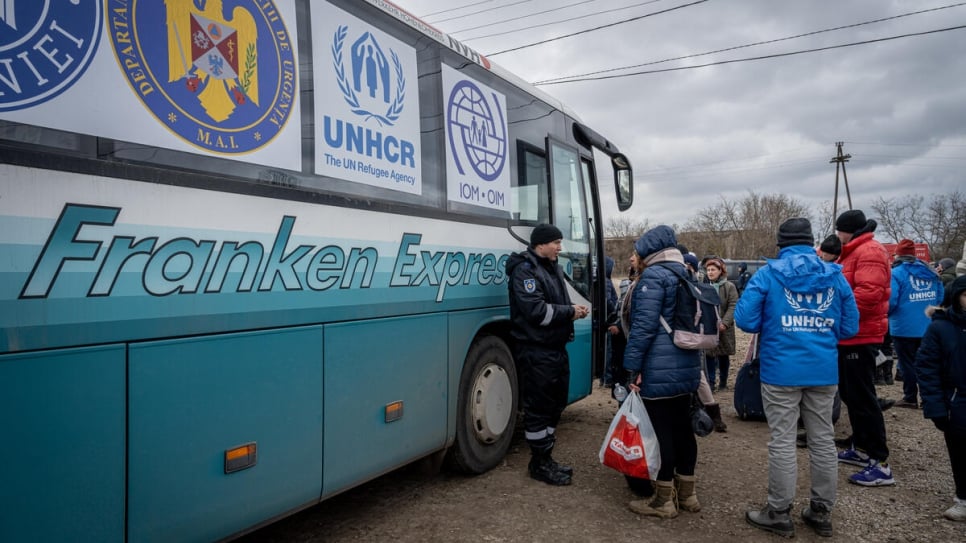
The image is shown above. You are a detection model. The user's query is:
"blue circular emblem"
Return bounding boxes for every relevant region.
[108,0,296,154]
[447,80,507,181]
[0,0,102,112]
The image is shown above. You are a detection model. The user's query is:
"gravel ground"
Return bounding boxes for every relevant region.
[241,330,965,542]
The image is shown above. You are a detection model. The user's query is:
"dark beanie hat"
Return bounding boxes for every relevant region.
[530,223,563,247]
[835,210,867,234]
[895,239,916,257]
[683,253,699,270]
[820,234,841,256]
[777,217,814,248]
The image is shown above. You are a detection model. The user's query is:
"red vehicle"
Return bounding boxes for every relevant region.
[881,242,931,262]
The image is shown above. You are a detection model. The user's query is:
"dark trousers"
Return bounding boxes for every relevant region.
[705,354,731,389]
[945,423,966,500]
[604,330,627,385]
[642,394,697,481]
[838,344,889,461]
[893,336,921,403]
[516,343,570,454]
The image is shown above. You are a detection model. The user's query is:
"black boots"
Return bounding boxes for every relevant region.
[746,504,794,538]
[802,502,833,537]
[705,403,727,433]
[528,453,572,486]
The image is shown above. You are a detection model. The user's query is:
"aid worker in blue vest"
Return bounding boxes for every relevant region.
[735,218,859,538]
[889,239,944,409]
[506,224,588,486]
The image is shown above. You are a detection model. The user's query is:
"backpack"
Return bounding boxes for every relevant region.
[654,263,722,350]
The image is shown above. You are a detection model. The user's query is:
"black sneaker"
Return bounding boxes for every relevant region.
[878,398,896,411]
[802,502,833,537]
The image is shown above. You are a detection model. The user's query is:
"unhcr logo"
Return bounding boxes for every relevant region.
[781,287,835,330]
[332,25,405,127]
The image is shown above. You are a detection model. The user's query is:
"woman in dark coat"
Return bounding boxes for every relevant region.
[703,257,738,391]
[623,225,702,519]
[916,275,966,521]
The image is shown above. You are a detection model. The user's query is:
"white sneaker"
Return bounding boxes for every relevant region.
[944,498,966,522]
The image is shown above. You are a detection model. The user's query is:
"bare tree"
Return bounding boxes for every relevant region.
[604,215,649,239]
[870,191,966,259]
[681,191,809,260]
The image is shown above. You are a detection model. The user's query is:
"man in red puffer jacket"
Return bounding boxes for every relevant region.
[834,209,895,487]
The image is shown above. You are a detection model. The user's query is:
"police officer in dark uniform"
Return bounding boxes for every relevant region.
[506,224,589,486]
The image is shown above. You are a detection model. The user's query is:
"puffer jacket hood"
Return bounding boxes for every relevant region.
[634,225,677,259]
[770,245,843,294]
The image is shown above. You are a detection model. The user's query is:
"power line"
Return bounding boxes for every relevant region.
[418,0,499,19]
[426,0,536,24]
[447,0,598,35]
[534,2,966,84]
[846,140,966,148]
[535,24,966,84]
[486,0,709,56]
[457,0,665,40]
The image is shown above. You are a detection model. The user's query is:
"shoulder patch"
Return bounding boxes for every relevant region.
[523,278,536,293]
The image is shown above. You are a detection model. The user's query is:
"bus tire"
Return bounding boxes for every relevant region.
[446,335,518,474]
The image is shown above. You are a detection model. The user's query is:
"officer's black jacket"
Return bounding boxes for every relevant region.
[506,248,575,347]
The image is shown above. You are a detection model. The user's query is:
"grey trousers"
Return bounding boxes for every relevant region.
[761,383,838,510]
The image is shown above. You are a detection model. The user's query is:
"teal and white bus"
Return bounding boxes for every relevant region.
[0,1,632,541]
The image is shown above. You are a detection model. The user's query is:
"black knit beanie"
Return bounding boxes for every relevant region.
[530,224,563,247]
[820,234,841,256]
[777,218,814,248]
[835,210,867,234]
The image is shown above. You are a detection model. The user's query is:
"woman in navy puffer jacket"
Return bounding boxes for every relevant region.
[916,275,966,521]
[623,225,702,519]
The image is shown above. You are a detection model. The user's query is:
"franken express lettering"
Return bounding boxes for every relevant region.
[20,204,508,302]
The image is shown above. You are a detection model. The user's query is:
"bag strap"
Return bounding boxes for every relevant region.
[652,262,684,336]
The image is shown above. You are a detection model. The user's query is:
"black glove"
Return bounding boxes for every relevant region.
[931,416,950,432]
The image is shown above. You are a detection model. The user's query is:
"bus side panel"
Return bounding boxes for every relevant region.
[322,314,447,497]
[128,327,324,543]
[0,345,125,543]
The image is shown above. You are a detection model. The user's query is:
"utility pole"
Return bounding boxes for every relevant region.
[829,142,852,221]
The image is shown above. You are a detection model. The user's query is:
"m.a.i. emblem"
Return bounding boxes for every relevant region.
[108,0,295,154]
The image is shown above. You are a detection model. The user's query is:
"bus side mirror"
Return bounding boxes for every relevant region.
[612,153,632,211]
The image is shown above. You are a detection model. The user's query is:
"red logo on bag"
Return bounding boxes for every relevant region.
[608,437,644,460]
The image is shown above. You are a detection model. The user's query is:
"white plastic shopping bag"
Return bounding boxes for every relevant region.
[598,391,661,479]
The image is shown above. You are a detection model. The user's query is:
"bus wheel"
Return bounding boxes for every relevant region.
[446,335,518,474]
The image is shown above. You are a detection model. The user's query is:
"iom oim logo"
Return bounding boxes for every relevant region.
[447,79,507,182]
[0,0,101,111]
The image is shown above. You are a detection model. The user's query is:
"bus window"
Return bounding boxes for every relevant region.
[513,143,550,222]
[548,138,590,296]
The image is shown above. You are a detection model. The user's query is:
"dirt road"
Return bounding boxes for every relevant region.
[240,333,964,542]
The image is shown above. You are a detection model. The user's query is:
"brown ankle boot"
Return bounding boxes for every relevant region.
[674,474,701,512]
[629,480,678,518]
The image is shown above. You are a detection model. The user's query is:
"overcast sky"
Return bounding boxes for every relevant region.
[392,0,966,231]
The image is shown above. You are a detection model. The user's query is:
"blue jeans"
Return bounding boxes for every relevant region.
[762,383,838,510]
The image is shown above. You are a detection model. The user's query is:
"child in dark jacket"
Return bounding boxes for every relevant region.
[916,274,966,522]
